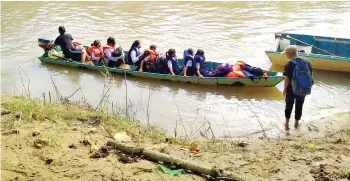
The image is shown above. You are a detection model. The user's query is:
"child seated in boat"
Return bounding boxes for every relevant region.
[194,49,213,78]
[102,37,125,68]
[87,40,104,65]
[166,49,183,76]
[149,53,167,74]
[138,44,158,73]
[183,48,196,77]
[127,40,142,68]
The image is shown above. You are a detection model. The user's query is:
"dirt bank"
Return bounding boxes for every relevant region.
[1,96,349,181]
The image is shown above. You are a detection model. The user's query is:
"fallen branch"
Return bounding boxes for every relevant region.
[106,140,244,181]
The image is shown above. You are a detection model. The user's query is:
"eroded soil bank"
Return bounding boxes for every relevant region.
[1,97,349,181]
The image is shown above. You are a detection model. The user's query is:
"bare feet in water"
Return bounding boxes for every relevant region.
[284,120,290,130]
[294,120,300,129]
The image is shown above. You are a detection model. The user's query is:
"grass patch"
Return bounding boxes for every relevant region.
[1,96,167,144]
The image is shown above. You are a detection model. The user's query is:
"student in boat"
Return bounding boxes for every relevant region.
[127,40,142,68]
[103,37,125,68]
[87,40,104,65]
[166,49,182,76]
[138,44,158,73]
[149,53,167,74]
[282,45,313,130]
[194,49,211,78]
[53,26,90,63]
[183,48,196,77]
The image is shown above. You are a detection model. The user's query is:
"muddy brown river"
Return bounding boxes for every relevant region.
[1,2,350,137]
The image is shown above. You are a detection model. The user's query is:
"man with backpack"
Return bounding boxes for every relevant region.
[282,45,314,130]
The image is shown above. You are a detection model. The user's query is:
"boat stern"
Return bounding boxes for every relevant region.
[265,51,289,66]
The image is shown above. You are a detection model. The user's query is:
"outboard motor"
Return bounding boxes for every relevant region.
[38,37,55,53]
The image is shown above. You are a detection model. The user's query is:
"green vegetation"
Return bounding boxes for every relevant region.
[1,96,167,144]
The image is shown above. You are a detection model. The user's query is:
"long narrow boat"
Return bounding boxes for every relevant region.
[38,51,284,87]
[265,32,350,72]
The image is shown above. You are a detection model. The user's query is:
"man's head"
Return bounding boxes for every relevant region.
[282,45,298,59]
[58,26,66,35]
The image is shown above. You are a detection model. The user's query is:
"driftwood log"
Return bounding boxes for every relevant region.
[106,140,244,181]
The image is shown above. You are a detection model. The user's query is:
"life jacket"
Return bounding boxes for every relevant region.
[227,64,245,78]
[227,61,246,78]
[183,50,196,76]
[127,46,141,65]
[194,54,207,73]
[168,56,181,75]
[87,46,102,57]
[144,49,157,61]
[236,61,246,68]
[102,45,116,60]
[143,49,158,69]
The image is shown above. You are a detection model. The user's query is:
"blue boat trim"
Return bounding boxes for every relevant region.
[274,32,350,58]
[265,51,350,62]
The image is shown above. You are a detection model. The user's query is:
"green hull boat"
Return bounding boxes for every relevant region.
[38,51,284,87]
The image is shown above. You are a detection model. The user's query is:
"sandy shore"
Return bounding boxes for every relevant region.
[1,96,349,181]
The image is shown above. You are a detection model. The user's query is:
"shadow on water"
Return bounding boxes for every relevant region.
[40,61,285,101]
[270,64,350,86]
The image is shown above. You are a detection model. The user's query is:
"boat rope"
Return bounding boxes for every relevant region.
[285,35,349,58]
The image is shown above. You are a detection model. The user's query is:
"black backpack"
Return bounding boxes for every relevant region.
[112,47,123,57]
[242,64,263,76]
[150,53,167,73]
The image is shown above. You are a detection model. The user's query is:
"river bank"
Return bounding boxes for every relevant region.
[1,96,349,181]
[2,1,350,139]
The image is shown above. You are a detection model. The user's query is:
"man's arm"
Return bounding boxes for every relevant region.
[282,63,293,95]
[283,77,290,95]
[104,49,113,60]
[167,61,175,76]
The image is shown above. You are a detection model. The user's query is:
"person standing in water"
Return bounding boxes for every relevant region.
[282,45,313,130]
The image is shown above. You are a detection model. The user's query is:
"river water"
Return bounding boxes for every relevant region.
[1,2,350,137]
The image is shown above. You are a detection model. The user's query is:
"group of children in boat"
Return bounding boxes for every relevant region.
[47,26,267,78]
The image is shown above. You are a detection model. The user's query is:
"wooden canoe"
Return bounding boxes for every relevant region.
[38,51,285,87]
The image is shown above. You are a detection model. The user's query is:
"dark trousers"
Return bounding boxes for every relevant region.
[107,59,123,68]
[285,89,305,120]
[67,48,82,61]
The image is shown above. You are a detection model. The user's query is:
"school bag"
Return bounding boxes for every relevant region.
[112,47,123,57]
[149,53,168,74]
[290,58,314,96]
[242,64,263,76]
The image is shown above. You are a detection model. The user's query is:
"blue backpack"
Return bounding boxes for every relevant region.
[290,58,314,96]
